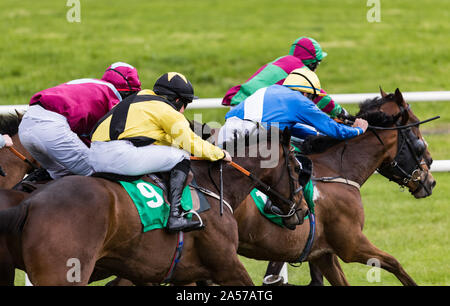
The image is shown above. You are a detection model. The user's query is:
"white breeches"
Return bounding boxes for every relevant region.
[89,140,190,176]
[18,105,94,179]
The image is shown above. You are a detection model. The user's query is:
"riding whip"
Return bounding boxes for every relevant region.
[8,146,39,170]
[219,161,223,216]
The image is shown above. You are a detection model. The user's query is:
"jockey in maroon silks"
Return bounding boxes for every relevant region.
[18,62,141,181]
[222,36,348,119]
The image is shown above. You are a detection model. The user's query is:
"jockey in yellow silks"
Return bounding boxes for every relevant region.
[90,72,231,233]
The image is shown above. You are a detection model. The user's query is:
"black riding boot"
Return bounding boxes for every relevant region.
[166,159,202,233]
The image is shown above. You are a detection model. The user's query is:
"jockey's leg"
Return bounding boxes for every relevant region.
[217,117,258,148]
[18,105,94,179]
[89,141,203,232]
[89,141,189,175]
[166,159,202,233]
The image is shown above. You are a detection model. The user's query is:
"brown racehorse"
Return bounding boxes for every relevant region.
[236,89,436,286]
[0,113,36,285]
[0,112,37,189]
[0,127,307,285]
[0,113,127,286]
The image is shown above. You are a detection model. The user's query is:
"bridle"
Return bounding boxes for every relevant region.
[253,144,303,218]
[201,142,303,219]
[366,104,438,195]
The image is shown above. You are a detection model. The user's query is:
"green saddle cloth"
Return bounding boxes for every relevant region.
[120,179,194,232]
[252,180,315,227]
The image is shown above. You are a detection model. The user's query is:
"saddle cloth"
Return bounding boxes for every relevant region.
[251,179,315,228]
[93,172,210,232]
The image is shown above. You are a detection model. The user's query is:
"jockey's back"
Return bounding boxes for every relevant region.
[91,89,225,161]
[30,78,122,140]
[225,84,363,140]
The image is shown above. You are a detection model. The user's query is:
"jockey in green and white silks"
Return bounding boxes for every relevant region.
[222,36,348,119]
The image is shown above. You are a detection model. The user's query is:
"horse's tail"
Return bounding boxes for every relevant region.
[0,202,29,234]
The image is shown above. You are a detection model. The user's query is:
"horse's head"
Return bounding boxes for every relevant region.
[0,111,38,188]
[371,88,436,198]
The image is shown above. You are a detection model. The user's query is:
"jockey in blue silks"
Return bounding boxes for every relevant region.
[218,67,368,145]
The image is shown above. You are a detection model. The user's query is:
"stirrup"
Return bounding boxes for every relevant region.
[262,274,285,286]
[181,210,204,228]
[166,214,204,233]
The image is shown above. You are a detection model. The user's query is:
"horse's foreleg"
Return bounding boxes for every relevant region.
[0,259,15,286]
[338,233,417,286]
[211,256,254,286]
[310,253,348,286]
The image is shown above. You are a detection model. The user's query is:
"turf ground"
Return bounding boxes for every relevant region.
[1,0,448,286]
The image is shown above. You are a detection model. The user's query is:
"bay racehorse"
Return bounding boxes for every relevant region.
[0,127,307,285]
[0,112,38,189]
[235,88,437,286]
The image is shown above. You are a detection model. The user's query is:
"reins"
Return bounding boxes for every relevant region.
[328,104,439,193]
[336,116,440,130]
[191,147,300,218]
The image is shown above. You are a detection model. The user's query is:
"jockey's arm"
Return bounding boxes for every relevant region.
[159,109,225,161]
[0,134,13,148]
[291,123,322,139]
[297,103,364,140]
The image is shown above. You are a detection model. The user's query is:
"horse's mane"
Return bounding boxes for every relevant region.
[0,113,22,136]
[300,94,400,155]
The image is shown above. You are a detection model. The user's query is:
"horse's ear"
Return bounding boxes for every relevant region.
[379,86,388,98]
[281,127,291,146]
[394,88,405,106]
[15,109,24,120]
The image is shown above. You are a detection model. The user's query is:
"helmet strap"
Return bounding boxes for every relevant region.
[292,43,320,65]
[107,68,133,92]
[290,72,318,99]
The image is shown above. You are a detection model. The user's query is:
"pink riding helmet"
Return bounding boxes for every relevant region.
[101,62,142,92]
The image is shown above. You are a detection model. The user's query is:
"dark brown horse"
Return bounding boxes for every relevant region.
[0,127,307,285]
[0,113,36,285]
[0,112,37,189]
[235,89,436,286]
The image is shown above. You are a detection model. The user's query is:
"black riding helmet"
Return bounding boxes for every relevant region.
[153,72,198,111]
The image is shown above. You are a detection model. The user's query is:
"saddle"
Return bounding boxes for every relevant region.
[92,171,210,215]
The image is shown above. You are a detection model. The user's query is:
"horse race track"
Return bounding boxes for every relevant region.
[1,0,448,285]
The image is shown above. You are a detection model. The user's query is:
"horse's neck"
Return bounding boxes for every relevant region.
[192,158,262,211]
[311,131,392,186]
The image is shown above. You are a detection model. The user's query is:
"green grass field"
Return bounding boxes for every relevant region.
[1,0,448,286]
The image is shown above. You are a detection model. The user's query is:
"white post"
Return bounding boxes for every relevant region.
[279,263,288,284]
[25,273,33,286]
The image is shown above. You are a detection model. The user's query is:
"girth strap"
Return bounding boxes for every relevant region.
[162,231,184,284]
[312,176,361,190]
